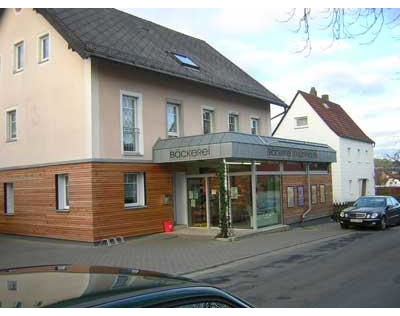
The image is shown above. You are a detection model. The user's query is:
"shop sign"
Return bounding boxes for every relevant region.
[169,146,211,160]
[267,148,318,160]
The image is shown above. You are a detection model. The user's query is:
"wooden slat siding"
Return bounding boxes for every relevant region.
[282,173,333,224]
[91,162,177,241]
[0,163,95,242]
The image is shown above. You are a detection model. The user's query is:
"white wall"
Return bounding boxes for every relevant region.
[274,93,375,203]
[339,137,375,202]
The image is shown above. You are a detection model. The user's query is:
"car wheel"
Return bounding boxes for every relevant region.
[379,217,387,230]
[340,223,349,229]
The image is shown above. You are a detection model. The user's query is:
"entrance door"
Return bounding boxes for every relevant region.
[187,178,207,227]
[361,179,367,196]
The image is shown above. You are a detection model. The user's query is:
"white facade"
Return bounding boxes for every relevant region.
[274,93,375,203]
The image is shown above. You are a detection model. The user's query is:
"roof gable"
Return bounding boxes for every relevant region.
[298,91,374,144]
[34,8,286,106]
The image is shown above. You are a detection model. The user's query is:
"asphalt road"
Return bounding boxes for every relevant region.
[196,225,400,307]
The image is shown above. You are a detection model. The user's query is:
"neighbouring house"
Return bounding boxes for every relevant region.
[0,9,336,242]
[273,88,375,204]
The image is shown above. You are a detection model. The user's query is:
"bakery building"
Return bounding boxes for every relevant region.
[0,8,335,242]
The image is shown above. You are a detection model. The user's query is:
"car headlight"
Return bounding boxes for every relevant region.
[340,211,345,218]
[371,213,379,219]
[366,214,371,219]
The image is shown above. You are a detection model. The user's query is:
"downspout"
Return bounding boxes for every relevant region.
[301,163,312,223]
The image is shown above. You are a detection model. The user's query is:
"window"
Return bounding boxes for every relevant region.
[311,185,317,204]
[14,41,24,72]
[228,113,239,132]
[250,118,259,135]
[166,103,180,137]
[287,186,295,208]
[4,183,14,215]
[6,110,17,141]
[202,109,214,134]
[124,173,145,208]
[295,116,308,128]
[347,147,351,162]
[283,162,306,172]
[121,94,140,153]
[309,163,329,172]
[39,34,49,63]
[319,185,326,203]
[357,149,361,162]
[173,53,199,70]
[56,174,69,210]
[349,180,353,193]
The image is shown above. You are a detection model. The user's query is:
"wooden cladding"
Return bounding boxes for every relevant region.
[0,162,176,242]
[282,173,333,224]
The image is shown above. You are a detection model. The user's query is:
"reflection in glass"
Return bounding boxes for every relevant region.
[256,175,281,228]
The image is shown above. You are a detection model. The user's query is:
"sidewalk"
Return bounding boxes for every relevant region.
[0,220,351,275]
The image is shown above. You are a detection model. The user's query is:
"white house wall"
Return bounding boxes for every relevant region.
[274,93,374,203]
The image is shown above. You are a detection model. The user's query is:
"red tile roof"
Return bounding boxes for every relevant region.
[298,91,374,144]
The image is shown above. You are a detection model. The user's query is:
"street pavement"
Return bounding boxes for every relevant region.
[190,225,400,307]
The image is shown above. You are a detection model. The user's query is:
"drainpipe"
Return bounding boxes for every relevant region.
[301,163,312,223]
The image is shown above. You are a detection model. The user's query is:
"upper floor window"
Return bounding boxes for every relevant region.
[39,34,50,63]
[357,148,361,162]
[121,94,139,153]
[6,109,17,141]
[167,103,180,137]
[347,147,351,161]
[228,113,239,132]
[202,109,214,134]
[250,118,259,135]
[295,116,308,128]
[14,41,24,73]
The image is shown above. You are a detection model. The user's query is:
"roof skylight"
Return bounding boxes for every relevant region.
[173,53,199,69]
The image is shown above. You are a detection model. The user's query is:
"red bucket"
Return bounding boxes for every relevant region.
[163,220,173,233]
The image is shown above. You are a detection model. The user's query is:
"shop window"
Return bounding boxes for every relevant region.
[309,163,329,172]
[256,175,281,228]
[226,162,251,173]
[257,161,280,172]
[283,162,306,172]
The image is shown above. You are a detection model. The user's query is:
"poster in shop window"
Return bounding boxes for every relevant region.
[231,187,238,199]
[287,187,295,208]
[297,186,305,207]
[311,185,317,204]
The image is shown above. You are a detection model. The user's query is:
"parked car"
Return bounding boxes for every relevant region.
[338,196,400,230]
[0,265,252,308]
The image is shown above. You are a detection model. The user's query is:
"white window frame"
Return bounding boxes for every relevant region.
[120,91,144,156]
[250,117,259,135]
[201,106,215,134]
[295,116,308,128]
[347,147,351,162]
[5,183,14,215]
[166,102,180,137]
[14,41,24,73]
[228,112,239,132]
[124,172,145,208]
[57,174,70,211]
[5,108,17,142]
[38,33,50,63]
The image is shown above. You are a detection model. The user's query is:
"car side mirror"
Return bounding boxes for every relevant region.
[385,206,391,211]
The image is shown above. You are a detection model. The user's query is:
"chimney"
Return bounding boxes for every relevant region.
[321,94,329,101]
[310,87,317,96]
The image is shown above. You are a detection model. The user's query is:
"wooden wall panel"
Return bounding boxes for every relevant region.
[282,173,333,224]
[0,163,95,242]
[91,163,176,241]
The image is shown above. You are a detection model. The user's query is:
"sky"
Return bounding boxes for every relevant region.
[123,8,400,158]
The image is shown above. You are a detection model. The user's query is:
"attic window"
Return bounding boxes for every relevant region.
[172,53,199,70]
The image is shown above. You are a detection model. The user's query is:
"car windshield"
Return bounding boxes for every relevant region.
[354,197,386,208]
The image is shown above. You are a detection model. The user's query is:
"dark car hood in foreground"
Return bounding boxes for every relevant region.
[0,265,200,308]
[344,206,384,214]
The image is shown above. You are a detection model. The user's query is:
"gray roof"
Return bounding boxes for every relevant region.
[33,8,286,106]
[153,132,336,163]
